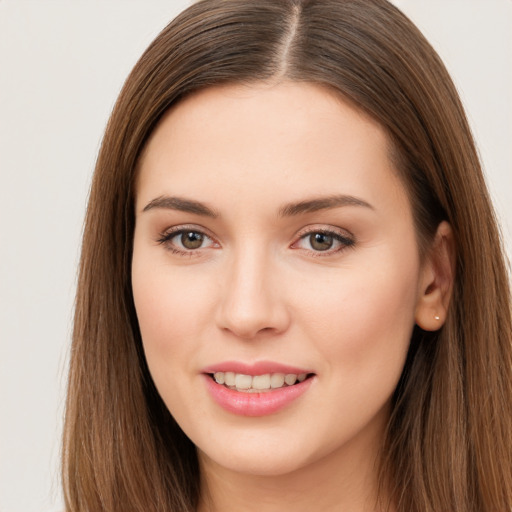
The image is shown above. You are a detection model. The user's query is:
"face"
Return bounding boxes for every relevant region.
[132,82,430,479]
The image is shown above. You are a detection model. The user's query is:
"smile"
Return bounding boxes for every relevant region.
[211,371,309,392]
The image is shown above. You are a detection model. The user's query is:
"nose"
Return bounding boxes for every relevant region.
[215,246,290,339]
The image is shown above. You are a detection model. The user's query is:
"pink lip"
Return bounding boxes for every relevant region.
[201,360,313,376]
[201,361,315,417]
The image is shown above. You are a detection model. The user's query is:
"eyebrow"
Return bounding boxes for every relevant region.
[142,196,218,218]
[278,194,374,217]
[141,193,373,218]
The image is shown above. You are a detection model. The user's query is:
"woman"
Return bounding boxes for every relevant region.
[62,0,512,510]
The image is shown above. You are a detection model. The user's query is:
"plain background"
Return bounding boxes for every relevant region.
[0,1,510,511]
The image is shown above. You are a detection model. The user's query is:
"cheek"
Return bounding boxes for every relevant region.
[131,252,211,377]
[295,252,419,380]
[131,257,210,419]
[132,253,210,336]
[286,255,419,447]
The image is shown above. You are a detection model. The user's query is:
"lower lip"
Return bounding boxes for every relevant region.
[203,374,314,417]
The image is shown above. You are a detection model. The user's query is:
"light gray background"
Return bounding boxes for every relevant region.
[0,1,510,511]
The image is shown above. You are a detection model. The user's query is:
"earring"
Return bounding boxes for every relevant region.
[434,315,440,321]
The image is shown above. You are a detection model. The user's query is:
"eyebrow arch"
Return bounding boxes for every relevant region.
[142,195,219,218]
[279,194,374,217]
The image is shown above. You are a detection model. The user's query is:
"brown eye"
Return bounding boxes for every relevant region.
[293,228,354,255]
[158,227,217,254]
[180,231,204,249]
[309,232,334,251]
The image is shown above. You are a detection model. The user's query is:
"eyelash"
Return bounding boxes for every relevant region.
[156,226,355,257]
[292,228,355,256]
[156,226,217,257]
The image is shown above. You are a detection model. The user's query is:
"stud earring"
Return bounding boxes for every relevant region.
[434,315,440,321]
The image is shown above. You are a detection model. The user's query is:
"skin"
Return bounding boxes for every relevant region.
[132,82,453,512]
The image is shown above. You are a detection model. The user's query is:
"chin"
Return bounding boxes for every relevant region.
[195,426,341,479]
[201,446,312,477]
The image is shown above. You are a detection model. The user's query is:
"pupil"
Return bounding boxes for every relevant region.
[310,233,333,251]
[181,232,203,249]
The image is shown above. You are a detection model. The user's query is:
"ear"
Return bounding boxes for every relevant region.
[415,221,456,331]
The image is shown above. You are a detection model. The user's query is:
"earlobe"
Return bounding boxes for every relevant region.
[415,221,455,331]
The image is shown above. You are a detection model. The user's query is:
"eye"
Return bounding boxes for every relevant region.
[293,228,355,254]
[157,227,217,254]
[176,231,207,250]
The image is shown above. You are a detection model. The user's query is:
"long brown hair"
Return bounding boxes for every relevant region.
[62,1,512,510]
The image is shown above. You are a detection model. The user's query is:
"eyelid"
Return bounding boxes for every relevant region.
[294,224,354,239]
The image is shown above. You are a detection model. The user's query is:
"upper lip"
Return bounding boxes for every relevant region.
[201,360,314,376]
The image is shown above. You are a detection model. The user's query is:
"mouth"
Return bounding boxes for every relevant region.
[202,361,316,415]
[208,371,315,393]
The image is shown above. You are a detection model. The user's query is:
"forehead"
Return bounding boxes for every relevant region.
[136,81,409,217]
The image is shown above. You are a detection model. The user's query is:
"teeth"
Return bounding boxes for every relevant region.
[212,371,309,392]
[284,374,297,386]
[270,373,285,388]
[252,374,271,390]
[224,372,236,386]
[235,374,252,390]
